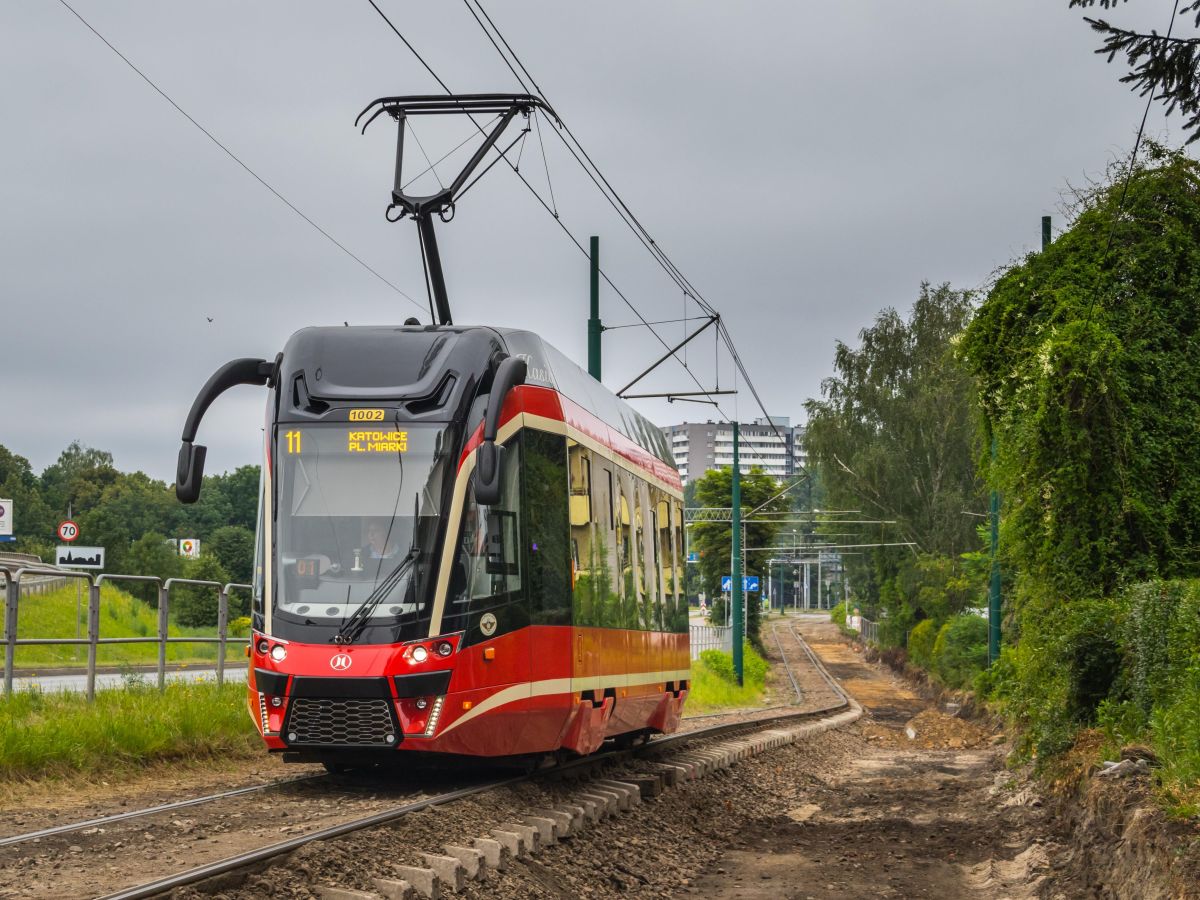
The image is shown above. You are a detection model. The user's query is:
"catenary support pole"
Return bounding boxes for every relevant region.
[731,423,743,686]
[588,235,602,381]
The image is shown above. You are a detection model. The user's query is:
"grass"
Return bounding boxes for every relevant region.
[685,643,771,714]
[0,680,259,780]
[11,583,245,669]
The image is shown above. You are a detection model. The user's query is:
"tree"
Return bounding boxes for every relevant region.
[1070,1,1200,142]
[690,466,789,647]
[207,525,255,585]
[209,465,261,532]
[0,444,53,553]
[78,471,177,573]
[171,554,231,627]
[39,442,118,519]
[126,531,184,603]
[804,283,985,616]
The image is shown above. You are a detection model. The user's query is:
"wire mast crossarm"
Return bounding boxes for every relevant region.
[356,93,560,326]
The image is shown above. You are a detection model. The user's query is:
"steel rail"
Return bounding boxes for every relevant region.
[98,648,852,900]
[788,620,852,706]
[0,773,327,848]
[771,623,804,705]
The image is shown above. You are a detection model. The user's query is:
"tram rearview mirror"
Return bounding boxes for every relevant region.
[474,355,527,507]
[176,442,207,504]
[475,442,504,507]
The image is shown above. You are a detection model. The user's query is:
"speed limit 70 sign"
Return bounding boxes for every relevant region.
[57,520,79,542]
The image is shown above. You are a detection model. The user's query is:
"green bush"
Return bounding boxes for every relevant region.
[998,592,1125,761]
[698,642,768,689]
[171,554,230,627]
[1150,661,1200,816]
[829,601,847,627]
[931,614,988,688]
[1122,580,1200,717]
[907,618,939,669]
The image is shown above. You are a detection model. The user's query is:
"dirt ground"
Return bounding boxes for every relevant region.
[686,620,1059,900]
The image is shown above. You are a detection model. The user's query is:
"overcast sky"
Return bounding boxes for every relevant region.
[1,0,1182,484]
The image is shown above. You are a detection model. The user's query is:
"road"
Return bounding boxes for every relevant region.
[8,666,247,693]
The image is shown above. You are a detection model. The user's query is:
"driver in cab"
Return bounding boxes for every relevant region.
[365,518,400,560]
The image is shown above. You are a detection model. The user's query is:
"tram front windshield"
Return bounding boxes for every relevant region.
[273,422,450,636]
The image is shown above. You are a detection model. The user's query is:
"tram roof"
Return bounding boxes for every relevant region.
[279,325,674,468]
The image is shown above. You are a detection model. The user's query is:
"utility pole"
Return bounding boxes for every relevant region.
[588,235,602,381]
[989,215,1050,664]
[731,423,744,685]
[988,436,1001,664]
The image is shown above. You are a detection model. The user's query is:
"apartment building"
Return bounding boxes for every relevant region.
[660,416,806,483]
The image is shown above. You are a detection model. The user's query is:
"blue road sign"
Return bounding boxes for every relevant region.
[687,552,699,563]
[721,576,760,592]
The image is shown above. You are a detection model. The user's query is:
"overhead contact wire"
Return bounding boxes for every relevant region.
[462,0,792,459]
[55,0,425,313]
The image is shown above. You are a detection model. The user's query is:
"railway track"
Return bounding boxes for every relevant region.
[0,773,327,849]
[86,621,857,900]
[0,621,856,900]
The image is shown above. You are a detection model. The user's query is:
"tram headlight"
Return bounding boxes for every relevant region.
[411,645,429,663]
[256,639,270,655]
[434,640,453,657]
[270,644,287,662]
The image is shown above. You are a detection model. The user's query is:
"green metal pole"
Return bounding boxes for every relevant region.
[988,438,1001,664]
[1042,215,1052,251]
[731,423,743,686]
[588,235,602,381]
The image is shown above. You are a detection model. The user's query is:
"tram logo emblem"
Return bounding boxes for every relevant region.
[479,613,498,637]
[330,653,353,671]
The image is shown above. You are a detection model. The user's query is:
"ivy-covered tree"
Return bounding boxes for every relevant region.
[961,145,1200,598]
[1071,1,1200,142]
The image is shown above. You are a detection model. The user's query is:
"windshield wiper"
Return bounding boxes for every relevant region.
[333,548,419,645]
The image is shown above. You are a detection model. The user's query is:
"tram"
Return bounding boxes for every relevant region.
[173,93,690,766]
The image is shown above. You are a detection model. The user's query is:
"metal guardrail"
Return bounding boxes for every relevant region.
[689,623,732,660]
[861,618,879,645]
[1,563,251,701]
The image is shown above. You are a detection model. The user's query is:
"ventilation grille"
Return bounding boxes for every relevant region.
[285,698,396,747]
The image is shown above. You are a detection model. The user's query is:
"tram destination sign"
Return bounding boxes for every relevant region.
[56,546,105,569]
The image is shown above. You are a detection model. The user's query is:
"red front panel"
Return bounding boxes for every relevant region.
[248,623,688,758]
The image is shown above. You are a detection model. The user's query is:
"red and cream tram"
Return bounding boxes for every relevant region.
[175,325,690,765]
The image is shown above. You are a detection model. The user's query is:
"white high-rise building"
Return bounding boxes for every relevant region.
[660,416,806,483]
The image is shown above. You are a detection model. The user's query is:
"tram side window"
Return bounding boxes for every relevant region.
[637,481,657,630]
[523,429,571,626]
[579,456,621,628]
[443,435,525,637]
[569,442,604,628]
[672,500,688,632]
[617,470,638,628]
[655,495,672,632]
